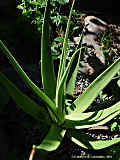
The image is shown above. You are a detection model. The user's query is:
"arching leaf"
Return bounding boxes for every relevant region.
[41,0,56,100]
[68,129,120,150]
[64,101,120,129]
[68,57,120,114]
[33,124,66,151]
[0,72,51,124]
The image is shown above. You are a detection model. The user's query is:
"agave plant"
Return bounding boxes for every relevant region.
[0,0,120,159]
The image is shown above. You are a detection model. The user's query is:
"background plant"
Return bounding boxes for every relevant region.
[17,0,70,32]
[0,0,120,159]
[17,0,83,60]
[97,27,119,66]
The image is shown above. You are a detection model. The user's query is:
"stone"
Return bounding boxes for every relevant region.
[84,16,108,35]
[74,16,107,76]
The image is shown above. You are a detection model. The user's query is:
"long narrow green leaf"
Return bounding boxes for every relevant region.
[64,101,120,129]
[64,111,120,129]
[56,48,81,124]
[33,124,66,151]
[41,0,56,100]
[68,57,120,114]
[68,130,120,150]
[89,138,120,150]
[66,101,120,121]
[66,47,81,96]
[57,0,75,87]
[0,72,51,124]
[0,40,57,119]
[66,34,83,96]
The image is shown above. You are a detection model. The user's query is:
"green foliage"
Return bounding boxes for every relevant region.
[111,115,120,133]
[17,0,82,61]
[17,0,45,32]
[51,13,68,27]
[117,79,120,87]
[99,28,113,49]
[0,0,120,159]
[17,0,69,32]
[70,9,83,36]
[116,70,120,87]
[98,28,119,66]
[99,90,109,102]
[54,0,69,5]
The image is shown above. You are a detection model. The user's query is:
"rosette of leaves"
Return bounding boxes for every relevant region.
[0,0,120,159]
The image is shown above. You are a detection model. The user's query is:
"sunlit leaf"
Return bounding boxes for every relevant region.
[68,129,120,150]
[117,79,120,87]
[56,48,81,124]
[64,101,120,129]
[57,0,75,87]
[66,36,83,96]
[33,124,66,151]
[68,57,120,114]
[41,0,56,100]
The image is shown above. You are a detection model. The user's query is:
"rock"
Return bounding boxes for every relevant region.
[84,16,107,35]
[82,34,105,64]
[74,16,107,76]
[73,37,82,45]
[83,16,107,64]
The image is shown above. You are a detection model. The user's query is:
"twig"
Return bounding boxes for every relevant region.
[29,148,36,160]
